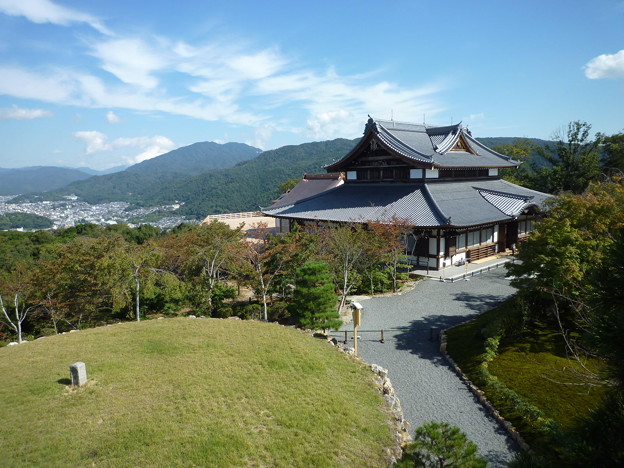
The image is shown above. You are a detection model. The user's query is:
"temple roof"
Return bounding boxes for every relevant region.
[271,173,343,208]
[325,117,519,170]
[263,179,550,228]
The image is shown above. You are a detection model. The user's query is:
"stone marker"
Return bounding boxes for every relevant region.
[69,362,87,387]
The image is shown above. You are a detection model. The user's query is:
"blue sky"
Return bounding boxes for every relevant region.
[0,0,623,170]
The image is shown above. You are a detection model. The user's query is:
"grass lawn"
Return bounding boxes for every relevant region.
[446,301,607,443]
[0,318,394,467]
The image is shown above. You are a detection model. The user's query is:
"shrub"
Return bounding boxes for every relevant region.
[268,301,290,322]
[237,303,262,320]
[213,305,233,319]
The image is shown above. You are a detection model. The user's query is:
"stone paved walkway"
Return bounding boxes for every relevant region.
[330,270,518,467]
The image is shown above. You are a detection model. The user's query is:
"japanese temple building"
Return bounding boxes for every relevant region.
[263,117,551,270]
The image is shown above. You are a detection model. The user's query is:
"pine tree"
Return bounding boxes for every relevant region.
[398,421,486,468]
[291,261,341,331]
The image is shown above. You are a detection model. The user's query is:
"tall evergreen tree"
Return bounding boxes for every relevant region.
[291,261,341,331]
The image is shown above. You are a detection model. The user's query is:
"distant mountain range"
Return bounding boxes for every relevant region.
[5,136,549,219]
[0,166,92,196]
[8,141,261,202]
[77,165,129,176]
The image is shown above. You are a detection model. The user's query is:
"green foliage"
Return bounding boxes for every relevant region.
[170,138,358,217]
[532,121,602,194]
[559,390,624,466]
[11,142,261,205]
[446,299,607,446]
[291,261,341,331]
[398,421,486,468]
[0,212,53,230]
[276,177,300,195]
[601,131,624,173]
[587,228,624,386]
[268,301,290,322]
[238,303,263,320]
[492,138,539,186]
[508,177,624,316]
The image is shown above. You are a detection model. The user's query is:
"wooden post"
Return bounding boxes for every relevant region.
[344,330,348,344]
[380,330,385,344]
[352,305,362,358]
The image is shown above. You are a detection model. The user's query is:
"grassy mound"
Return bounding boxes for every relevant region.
[0,318,394,467]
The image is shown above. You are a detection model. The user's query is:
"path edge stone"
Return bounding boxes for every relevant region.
[439,330,530,452]
[331,339,412,464]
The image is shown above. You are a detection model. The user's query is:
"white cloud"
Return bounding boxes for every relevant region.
[466,113,485,122]
[246,126,273,150]
[0,27,447,143]
[584,50,624,79]
[0,0,111,35]
[73,130,175,164]
[106,110,121,124]
[89,38,170,88]
[74,130,108,153]
[0,104,52,120]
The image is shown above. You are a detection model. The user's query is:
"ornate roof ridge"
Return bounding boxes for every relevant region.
[463,133,519,164]
[433,125,463,153]
[374,119,432,163]
[474,186,534,201]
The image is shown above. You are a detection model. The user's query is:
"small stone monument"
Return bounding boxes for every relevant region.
[69,362,87,387]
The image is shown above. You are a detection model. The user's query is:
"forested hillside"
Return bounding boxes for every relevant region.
[10,142,261,204]
[0,166,92,195]
[166,138,359,217]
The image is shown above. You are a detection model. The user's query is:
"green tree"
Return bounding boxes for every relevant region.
[0,264,35,343]
[165,221,244,314]
[38,236,132,327]
[398,421,486,468]
[587,228,624,387]
[602,131,624,174]
[276,177,300,195]
[316,224,372,313]
[291,261,340,331]
[493,138,536,186]
[532,121,602,194]
[242,223,291,321]
[507,177,624,316]
[369,217,413,292]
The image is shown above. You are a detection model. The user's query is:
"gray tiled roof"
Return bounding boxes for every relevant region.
[271,173,343,209]
[327,117,519,170]
[263,179,551,228]
[263,184,447,226]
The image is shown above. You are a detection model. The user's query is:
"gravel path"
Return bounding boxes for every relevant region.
[331,270,518,467]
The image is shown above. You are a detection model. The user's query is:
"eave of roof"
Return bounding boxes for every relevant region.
[262,179,552,229]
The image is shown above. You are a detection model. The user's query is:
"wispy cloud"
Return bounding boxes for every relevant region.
[0,0,112,35]
[584,49,624,79]
[0,104,52,120]
[0,1,447,143]
[106,110,121,124]
[73,130,176,164]
[89,37,171,88]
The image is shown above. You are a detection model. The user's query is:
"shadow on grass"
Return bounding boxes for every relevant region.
[57,378,71,385]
